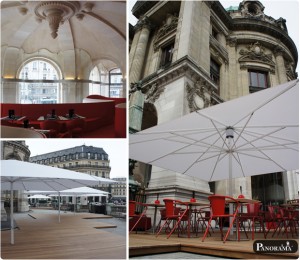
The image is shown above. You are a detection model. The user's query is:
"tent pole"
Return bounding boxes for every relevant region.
[10,182,14,245]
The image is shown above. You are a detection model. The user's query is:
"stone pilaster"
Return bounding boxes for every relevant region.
[129,18,152,84]
[129,87,144,133]
[274,46,287,84]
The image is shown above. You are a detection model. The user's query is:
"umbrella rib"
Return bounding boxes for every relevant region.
[233,79,298,127]
[182,133,225,175]
[236,126,295,150]
[236,151,287,171]
[195,110,227,127]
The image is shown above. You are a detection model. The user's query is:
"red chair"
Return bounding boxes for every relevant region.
[268,206,298,238]
[156,199,188,239]
[40,120,62,138]
[65,118,85,138]
[40,120,70,138]
[238,203,265,240]
[196,206,213,236]
[155,208,167,233]
[129,201,148,233]
[202,195,240,243]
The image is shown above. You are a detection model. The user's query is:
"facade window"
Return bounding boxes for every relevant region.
[210,58,220,86]
[249,70,269,93]
[160,42,174,69]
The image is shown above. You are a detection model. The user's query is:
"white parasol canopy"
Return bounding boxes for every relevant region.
[0,160,108,244]
[27,194,51,199]
[130,80,299,196]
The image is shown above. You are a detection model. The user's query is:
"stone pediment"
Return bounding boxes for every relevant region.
[239,42,275,66]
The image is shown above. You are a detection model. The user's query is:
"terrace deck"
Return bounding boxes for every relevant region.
[1,211,126,259]
[129,232,298,259]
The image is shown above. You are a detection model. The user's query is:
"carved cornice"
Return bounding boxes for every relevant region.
[137,56,222,105]
[3,141,30,161]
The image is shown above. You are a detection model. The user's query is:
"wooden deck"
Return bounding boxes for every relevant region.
[1,210,126,259]
[129,231,299,259]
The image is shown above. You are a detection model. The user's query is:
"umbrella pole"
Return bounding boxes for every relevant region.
[10,182,14,245]
[227,129,234,236]
[58,192,61,223]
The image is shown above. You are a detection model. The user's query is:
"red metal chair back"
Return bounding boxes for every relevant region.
[163,199,180,217]
[208,195,226,215]
[246,203,261,216]
[129,200,136,217]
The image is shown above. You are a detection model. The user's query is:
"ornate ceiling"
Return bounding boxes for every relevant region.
[1,1,126,71]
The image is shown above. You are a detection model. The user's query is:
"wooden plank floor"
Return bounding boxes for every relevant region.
[1,210,126,259]
[129,231,299,259]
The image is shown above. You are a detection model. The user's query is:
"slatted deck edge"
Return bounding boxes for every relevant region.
[129,243,299,259]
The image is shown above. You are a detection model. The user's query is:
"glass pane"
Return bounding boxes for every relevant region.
[250,72,258,87]
[258,73,266,88]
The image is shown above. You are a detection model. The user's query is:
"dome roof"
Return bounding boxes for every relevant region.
[1,1,126,72]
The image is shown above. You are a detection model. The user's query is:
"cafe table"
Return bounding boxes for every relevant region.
[144,203,165,234]
[225,198,261,241]
[177,201,210,238]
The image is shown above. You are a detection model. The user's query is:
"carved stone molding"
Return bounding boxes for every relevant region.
[145,83,165,104]
[186,80,212,112]
[273,45,285,57]
[239,42,275,71]
[134,17,153,32]
[226,36,237,47]
[153,13,178,51]
[285,61,297,80]
[34,1,81,39]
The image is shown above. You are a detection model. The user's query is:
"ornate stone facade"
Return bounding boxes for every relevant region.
[129,1,298,206]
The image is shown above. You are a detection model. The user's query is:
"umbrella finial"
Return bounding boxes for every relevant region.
[226,127,234,139]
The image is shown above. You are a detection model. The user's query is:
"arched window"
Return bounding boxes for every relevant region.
[109,68,123,97]
[18,59,61,104]
[89,63,123,97]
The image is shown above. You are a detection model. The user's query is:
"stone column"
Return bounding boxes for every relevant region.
[274,47,287,84]
[129,18,152,84]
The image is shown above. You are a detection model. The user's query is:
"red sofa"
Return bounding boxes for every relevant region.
[86,95,126,105]
[1,102,115,134]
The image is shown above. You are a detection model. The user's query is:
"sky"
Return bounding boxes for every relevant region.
[25,139,128,178]
[128,0,299,73]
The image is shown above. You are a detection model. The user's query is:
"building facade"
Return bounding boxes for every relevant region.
[129,1,298,206]
[29,145,125,201]
[1,141,31,217]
